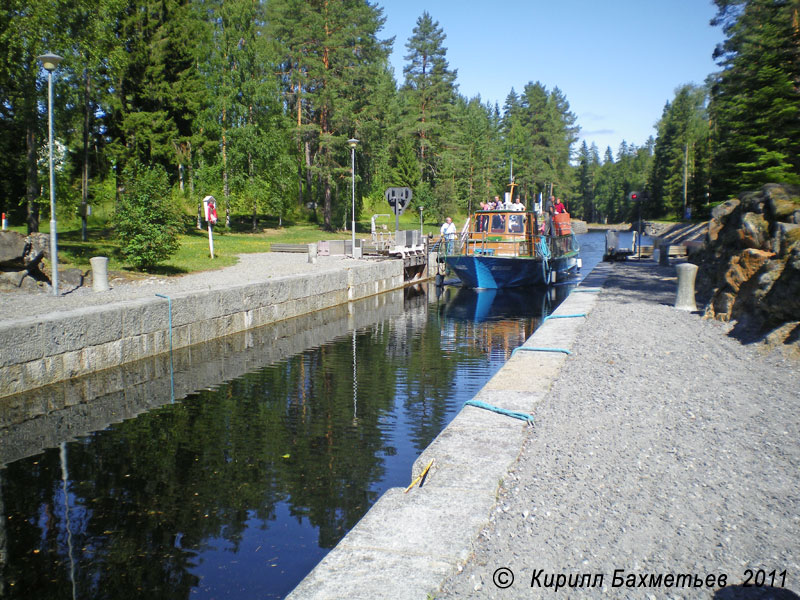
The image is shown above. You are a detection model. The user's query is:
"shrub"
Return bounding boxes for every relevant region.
[114,161,183,270]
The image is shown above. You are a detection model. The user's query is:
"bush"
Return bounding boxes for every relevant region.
[114,161,183,270]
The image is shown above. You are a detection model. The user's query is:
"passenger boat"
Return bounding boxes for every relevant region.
[438,183,580,289]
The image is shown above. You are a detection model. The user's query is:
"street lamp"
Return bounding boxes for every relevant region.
[37,52,63,296]
[347,138,359,258]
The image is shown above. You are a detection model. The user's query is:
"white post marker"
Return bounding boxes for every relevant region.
[203,195,218,259]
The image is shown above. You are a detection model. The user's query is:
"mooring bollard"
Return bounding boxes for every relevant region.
[659,241,670,266]
[90,256,109,292]
[307,242,317,264]
[674,263,698,311]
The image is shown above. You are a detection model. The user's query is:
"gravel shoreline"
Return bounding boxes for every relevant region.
[0,253,363,324]
[436,262,799,599]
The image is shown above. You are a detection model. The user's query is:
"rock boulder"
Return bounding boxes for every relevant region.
[695,183,800,350]
[0,231,28,267]
[0,231,57,293]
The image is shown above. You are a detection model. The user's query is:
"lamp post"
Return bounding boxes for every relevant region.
[347,138,359,258]
[37,52,63,296]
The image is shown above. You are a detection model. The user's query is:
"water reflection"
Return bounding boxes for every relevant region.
[0,264,581,598]
[438,286,555,323]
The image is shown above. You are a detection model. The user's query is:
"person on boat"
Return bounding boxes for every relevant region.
[440,216,457,253]
[511,197,525,211]
[544,196,555,235]
[554,198,566,214]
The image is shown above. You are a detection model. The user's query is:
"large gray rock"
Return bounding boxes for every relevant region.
[0,231,63,293]
[24,232,49,268]
[0,270,47,293]
[0,231,27,266]
[698,183,800,346]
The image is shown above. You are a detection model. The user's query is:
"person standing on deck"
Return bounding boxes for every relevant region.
[441,217,457,253]
[544,196,555,234]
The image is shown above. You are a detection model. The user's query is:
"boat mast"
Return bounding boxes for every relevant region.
[507,156,516,200]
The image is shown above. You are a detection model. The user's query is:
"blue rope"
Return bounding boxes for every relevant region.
[464,400,534,425]
[539,237,551,259]
[155,293,173,352]
[511,346,572,356]
[543,313,587,322]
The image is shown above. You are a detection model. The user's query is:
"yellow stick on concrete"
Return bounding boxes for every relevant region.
[404,459,434,493]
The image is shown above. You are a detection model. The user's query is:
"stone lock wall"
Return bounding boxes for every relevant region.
[0,260,404,399]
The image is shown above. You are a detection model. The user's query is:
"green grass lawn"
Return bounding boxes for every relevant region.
[54,222,361,275]
[5,209,444,277]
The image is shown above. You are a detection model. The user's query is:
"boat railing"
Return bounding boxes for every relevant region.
[460,231,577,258]
[436,229,577,259]
[463,232,530,257]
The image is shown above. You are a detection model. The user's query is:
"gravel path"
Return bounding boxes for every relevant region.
[436,262,799,599]
[0,253,363,324]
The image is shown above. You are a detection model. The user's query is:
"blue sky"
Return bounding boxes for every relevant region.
[378,0,725,157]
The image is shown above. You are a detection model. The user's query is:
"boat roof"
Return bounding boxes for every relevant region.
[474,209,535,214]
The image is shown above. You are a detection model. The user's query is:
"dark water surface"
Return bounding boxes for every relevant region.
[0,232,607,599]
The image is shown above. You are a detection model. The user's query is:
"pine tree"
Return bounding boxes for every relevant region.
[650,84,709,217]
[0,0,74,232]
[708,0,800,199]
[269,0,391,230]
[500,82,579,203]
[501,88,530,196]
[544,86,580,201]
[594,147,620,222]
[59,0,127,239]
[449,96,498,214]
[519,82,551,194]
[200,0,292,228]
[392,138,422,189]
[576,141,596,220]
[105,0,208,191]
[400,11,458,183]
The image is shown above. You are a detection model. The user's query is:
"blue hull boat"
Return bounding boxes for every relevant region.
[439,203,580,289]
[446,251,578,289]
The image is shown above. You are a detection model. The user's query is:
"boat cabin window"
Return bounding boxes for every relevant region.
[508,214,524,233]
[490,214,506,233]
[475,214,489,232]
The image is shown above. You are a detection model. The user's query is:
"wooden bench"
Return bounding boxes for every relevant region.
[270,243,308,253]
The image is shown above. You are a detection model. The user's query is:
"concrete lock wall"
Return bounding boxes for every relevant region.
[0,260,404,399]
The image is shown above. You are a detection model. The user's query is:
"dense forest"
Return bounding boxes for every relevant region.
[0,0,797,234]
